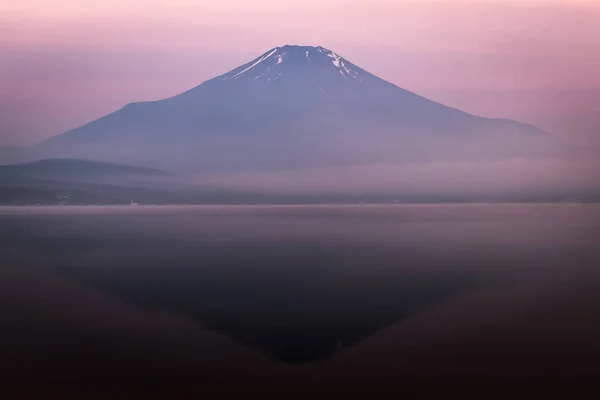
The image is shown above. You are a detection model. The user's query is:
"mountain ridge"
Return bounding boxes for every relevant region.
[0,158,167,180]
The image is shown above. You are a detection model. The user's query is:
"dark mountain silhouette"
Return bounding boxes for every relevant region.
[0,159,172,205]
[0,159,166,182]
[30,45,542,171]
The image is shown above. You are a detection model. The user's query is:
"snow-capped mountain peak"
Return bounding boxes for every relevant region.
[219,45,364,83]
[35,44,542,172]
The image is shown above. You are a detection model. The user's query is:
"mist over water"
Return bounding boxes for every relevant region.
[182,132,600,200]
[2,204,599,394]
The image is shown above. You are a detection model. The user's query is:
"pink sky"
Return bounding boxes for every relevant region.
[1,0,599,145]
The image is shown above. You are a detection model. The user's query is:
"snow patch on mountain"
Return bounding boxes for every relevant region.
[232,48,278,79]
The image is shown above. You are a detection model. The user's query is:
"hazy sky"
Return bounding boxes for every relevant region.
[1,0,599,145]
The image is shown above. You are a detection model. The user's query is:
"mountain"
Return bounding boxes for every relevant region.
[0,159,166,183]
[0,159,172,205]
[30,45,542,171]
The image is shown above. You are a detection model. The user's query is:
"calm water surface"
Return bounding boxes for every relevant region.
[1,204,599,394]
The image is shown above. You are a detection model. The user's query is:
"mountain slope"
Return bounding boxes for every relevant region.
[32,45,542,171]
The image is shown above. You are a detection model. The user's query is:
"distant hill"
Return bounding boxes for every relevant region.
[0,159,167,182]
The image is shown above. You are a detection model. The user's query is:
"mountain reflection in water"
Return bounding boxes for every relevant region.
[1,205,599,394]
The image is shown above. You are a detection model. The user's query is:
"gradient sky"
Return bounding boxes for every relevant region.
[1,0,599,145]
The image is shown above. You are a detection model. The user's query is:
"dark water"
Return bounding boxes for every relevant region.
[1,204,600,395]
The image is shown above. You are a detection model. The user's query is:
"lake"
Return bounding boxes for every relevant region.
[1,204,599,395]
